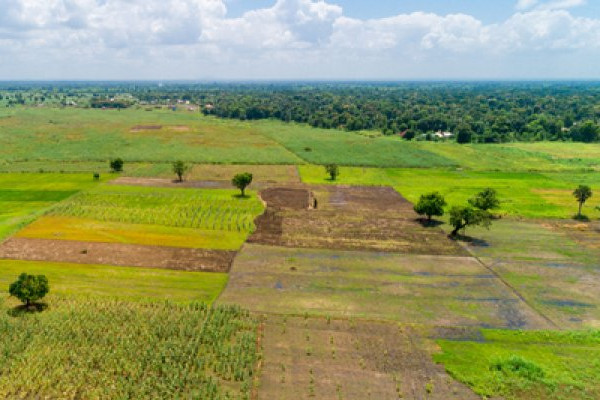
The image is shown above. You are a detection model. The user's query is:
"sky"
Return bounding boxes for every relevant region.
[1,0,599,80]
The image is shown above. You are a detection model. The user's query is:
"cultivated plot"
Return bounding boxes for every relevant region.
[220,244,549,329]
[3,184,263,271]
[249,185,467,255]
[258,315,479,400]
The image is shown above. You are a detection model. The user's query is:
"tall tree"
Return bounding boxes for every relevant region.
[573,185,593,218]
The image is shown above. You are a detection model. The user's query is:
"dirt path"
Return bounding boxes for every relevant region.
[0,237,235,272]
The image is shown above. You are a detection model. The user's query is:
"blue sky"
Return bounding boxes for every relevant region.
[0,0,599,80]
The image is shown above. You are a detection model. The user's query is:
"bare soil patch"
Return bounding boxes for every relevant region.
[111,177,232,189]
[0,238,235,272]
[258,315,479,400]
[130,125,163,132]
[168,125,190,132]
[250,185,466,256]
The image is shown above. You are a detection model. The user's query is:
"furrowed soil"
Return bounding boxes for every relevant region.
[258,315,480,400]
[249,185,467,255]
[0,237,235,272]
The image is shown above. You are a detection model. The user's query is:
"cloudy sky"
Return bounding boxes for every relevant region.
[0,0,599,80]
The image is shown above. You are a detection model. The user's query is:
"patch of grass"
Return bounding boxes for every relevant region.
[17,216,248,250]
[219,244,543,328]
[0,296,257,398]
[0,108,302,164]
[435,329,600,399]
[299,166,600,219]
[256,120,457,167]
[0,173,108,240]
[0,259,227,303]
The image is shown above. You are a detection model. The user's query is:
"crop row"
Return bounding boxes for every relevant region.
[48,190,264,233]
[0,298,259,399]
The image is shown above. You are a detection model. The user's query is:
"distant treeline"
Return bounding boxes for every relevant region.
[2,81,600,143]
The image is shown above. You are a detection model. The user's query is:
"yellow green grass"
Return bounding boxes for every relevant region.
[0,259,227,303]
[0,173,110,240]
[18,216,248,250]
[299,165,600,219]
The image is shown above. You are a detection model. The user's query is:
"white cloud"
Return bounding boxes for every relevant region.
[0,0,599,79]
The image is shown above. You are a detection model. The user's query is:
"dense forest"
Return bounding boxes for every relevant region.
[1,82,600,143]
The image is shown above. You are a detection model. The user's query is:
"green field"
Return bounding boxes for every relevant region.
[300,166,600,219]
[0,260,227,303]
[2,107,600,171]
[0,173,108,240]
[435,329,600,400]
[20,184,264,250]
[0,297,257,399]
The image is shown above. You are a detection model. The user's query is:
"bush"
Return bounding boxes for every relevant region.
[9,273,50,306]
[490,355,545,381]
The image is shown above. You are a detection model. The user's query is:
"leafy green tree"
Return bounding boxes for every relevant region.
[571,121,599,143]
[325,164,339,181]
[469,188,500,211]
[232,173,253,197]
[456,124,473,144]
[449,206,492,236]
[109,158,124,172]
[573,185,592,218]
[172,161,190,182]
[414,192,447,222]
[9,273,49,307]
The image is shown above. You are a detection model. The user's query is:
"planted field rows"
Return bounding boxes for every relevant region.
[47,186,264,233]
[0,297,258,399]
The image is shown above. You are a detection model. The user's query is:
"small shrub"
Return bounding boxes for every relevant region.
[490,355,545,381]
[93,172,100,180]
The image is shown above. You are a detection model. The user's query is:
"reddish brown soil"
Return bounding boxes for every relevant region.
[249,185,467,256]
[258,187,312,210]
[0,238,235,272]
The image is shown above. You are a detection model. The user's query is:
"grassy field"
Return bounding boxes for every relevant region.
[0,107,302,164]
[0,260,227,303]
[0,297,257,399]
[18,185,264,250]
[435,329,600,400]
[3,107,600,171]
[300,166,600,219]
[0,173,108,240]
[219,244,548,329]
[464,220,600,329]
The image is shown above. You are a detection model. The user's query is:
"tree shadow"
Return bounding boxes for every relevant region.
[232,194,250,200]
[448,233,490,247]
[416,218,444,228]
[573,214,590,222]
[7,302,48,317]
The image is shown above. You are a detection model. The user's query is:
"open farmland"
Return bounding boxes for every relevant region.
[299,166,600,220]
[3,184,264,271]
[250,185,467,254]
[0,173,107,240]
[258,315,479,400]
[0,297,258,399]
